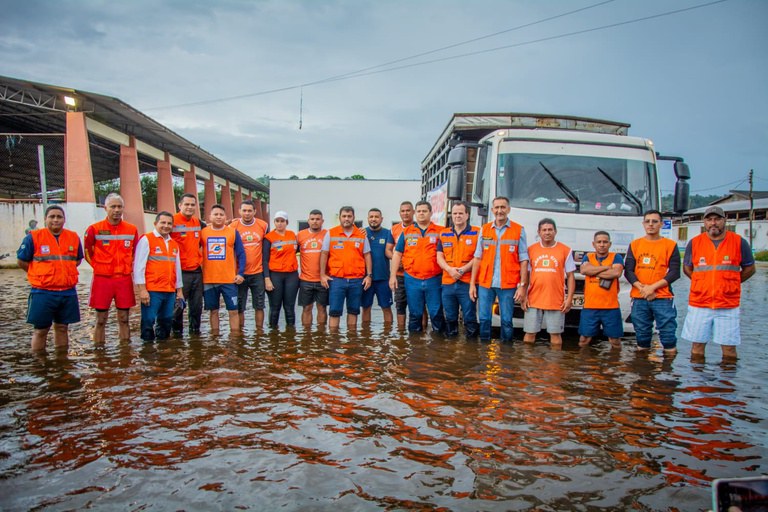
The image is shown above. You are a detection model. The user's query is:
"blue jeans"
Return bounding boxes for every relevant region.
[631,298,677,349]
[404,273,444,333]
[442,281,478,337]
[141,291,175,341]
[478,286,516,341]
[328,277,364,317]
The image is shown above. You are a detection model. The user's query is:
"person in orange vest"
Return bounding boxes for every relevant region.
[578,231,625,348]
[522,218,576,347]
[133,211,184,342]
[624,210,681,354]
[681,206,755,361]
[436,201,479,337]
[263,211,300,328]
[230,199,269,330]
[385,201,415,329]
[297,209,328,326]
[389,200,445,334]
[83,193,139,344]
[320,206,373,330]
[470,196,529,342]
[16,205,84,351]
[201,204,246,335]
[171,193,206,336]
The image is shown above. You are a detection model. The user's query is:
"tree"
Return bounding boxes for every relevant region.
[349,174,365,180]
[289,175,300,180]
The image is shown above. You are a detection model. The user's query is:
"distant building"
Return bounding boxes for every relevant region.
[677,191,768,252]
[268,179,421,230]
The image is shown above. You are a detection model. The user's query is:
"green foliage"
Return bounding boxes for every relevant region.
[349,174,365,180]
[754,250,768,262]
[661,193,722,212]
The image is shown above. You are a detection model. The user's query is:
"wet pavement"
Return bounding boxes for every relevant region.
[1,268,766,511]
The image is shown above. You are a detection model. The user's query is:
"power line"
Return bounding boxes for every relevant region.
[691,177,748,193]
[146,0,727,111]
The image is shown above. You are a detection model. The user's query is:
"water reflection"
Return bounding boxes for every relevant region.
[1,268,767,510]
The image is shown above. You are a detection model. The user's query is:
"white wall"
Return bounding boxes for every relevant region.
[681,220,767,252]
[269,179,422,230]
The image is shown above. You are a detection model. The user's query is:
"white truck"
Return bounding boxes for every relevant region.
[421,113,690,332]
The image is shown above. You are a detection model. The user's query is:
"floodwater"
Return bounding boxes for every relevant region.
[1,268,766,511]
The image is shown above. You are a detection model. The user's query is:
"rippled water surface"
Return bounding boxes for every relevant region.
[1,268,767,511]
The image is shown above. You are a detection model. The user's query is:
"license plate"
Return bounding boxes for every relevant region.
[572,295,584,308]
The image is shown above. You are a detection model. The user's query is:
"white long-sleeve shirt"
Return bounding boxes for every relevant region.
[133,229,183,289]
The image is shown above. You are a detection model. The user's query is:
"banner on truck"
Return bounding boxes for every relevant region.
[427,181,447,226]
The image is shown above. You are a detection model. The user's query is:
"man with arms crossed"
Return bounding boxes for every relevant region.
[230,199,269,329]
[523,218,576,347]
[17,205,84,351]
[133,211,184,342]
[389,200,445,334]
[362,208,393,324]
[624,209,681,354]
[172,193,205,335]
[83,193,139,344]
[297,209,329,326]
[320,206,373,330]
[386,201,415,329]
[201,204,246,335]
[470,196,529,342]
[437,201,479,337]
[578,231,624,348]
[682,206,755,361]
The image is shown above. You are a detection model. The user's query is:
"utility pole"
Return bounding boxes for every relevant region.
[748,169,754,247]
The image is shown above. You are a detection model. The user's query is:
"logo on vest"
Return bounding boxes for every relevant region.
[41,245,50,254]
[207,237,227,260]
[124,240,131,248]
[698,256,706,266]
[155,246,162,254]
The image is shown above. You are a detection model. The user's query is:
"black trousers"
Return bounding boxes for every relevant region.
[173,270,203,334]
[267,271,299,328]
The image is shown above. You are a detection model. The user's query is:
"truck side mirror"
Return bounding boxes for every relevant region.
[674,180,690,213]
[674,161,690,180]
[446,146,467,200]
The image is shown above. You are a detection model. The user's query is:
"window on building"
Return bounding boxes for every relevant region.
[678,226,688,241]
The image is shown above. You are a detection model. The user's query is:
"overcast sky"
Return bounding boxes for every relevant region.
[1,0,766,196]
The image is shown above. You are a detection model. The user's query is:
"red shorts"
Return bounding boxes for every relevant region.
[89,274,136,310]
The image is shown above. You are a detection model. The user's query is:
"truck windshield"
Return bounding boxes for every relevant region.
[496,153,657,215]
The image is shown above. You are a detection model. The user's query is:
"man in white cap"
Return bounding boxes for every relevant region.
[682,206,755,361]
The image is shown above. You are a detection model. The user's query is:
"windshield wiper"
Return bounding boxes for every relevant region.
[596,167,643,214]
[539,161,580,212]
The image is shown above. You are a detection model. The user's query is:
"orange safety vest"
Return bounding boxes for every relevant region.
[85,219,137,276]
[326,225,367,278]
[688,231,743,309]
[201,225,237,284]
[477,221,523,289]
[628,237,678,299]
[231,217,268,275]
[583,252,620,309]
[399,222,442,280]
[528,241,573,310]
[439,225,480,284]
[265,230,299,273]
[27,229,80,291]
[297,229,326,282]
[171,213,203,271]
[390,222,411,277]
[144,232,180,292]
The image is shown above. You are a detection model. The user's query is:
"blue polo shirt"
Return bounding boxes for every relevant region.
[366,226,391,281]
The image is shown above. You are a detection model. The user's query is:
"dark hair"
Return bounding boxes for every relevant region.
[415,200,432,212]
[339,206,355,216]
[643,209,663,220]
[594,230,611,240]
[45,205,65,217]
[399,201,414,208]
[451,201,471,214]
[492,196,510,205]
[155,211,174,222]
[309,209,323,216]
[241,199,255,208]
[210,204,226,213]
[538,217,557,230]
[179,193,197,203]
[368,208,382,214]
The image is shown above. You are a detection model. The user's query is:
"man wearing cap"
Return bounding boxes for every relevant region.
[681,206,755,361]
[624,210,681,354]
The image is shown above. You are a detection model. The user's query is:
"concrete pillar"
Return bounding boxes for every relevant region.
[184,164,201,219]
[64,112,96,204]
[119,138,146,234]
[233,187,243,216]
[221,180,234,220]
[203,176,216,223]
[156,153,176,215]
